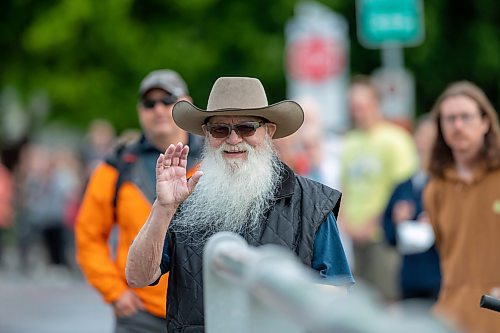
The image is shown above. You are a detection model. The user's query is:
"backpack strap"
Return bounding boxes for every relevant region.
[105,141,141,222]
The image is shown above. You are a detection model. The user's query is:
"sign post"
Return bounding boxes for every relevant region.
[285,1,350,134]
[356,0,424,126]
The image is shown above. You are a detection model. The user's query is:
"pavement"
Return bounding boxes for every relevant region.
[0,246,113,333]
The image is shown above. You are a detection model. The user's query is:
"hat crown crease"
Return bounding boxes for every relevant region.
[207,78,269,111]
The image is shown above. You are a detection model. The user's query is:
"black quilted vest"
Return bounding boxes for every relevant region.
[166,164,341,333]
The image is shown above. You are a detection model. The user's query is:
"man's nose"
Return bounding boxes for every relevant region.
[153,102,170,113]
[226,129,242,144]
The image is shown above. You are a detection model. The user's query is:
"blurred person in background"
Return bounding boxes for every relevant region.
[291,97,325,181]
[79,118,116,178]
[424,81,500,333]
[273,97,322,178]
[0,158,14,268]
[55,146,85,270]
[75,69,201,333]
[382,114,441,305]
[14,144,43,271]
[272,132,301,175]
[279,96,354,265]
[274,96,340,184]
[339,75,418,301]
[14,144,80,271]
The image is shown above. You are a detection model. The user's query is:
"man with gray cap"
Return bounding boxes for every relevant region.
[76,69,201,332]
[126,76,354,332]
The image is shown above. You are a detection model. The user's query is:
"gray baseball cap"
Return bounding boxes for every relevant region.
[139,69,189,98]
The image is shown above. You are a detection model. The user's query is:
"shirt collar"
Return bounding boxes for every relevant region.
[275,162,295,199]
[443,162,488,185]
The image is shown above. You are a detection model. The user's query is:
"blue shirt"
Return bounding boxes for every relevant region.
[312,213,354,286]
[382,172,441,297]
[158,212,354,286]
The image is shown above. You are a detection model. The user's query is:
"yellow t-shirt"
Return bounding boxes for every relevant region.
[340,122,418,228]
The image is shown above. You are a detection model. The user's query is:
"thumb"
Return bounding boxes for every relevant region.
[187,171,204,194]
[129,291,145,311]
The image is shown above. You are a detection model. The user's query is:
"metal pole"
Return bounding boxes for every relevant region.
[381,46,404,69]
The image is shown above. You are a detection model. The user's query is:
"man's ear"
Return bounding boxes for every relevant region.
[266,122,277,138]
[202,124,209,137]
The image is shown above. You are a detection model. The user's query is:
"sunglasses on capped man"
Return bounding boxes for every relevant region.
[141,95,178,109]
[204,121,266,139]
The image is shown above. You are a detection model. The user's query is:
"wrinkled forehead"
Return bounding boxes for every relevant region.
[206,115,263,124]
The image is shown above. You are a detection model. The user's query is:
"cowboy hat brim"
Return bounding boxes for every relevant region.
[172,100,304,139]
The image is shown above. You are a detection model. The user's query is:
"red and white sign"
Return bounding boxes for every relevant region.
[286,37,345,82]
[285,2,350,133]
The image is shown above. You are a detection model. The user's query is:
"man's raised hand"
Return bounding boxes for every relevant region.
[156,142,203,207]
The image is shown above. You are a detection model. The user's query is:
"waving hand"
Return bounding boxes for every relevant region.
[156,142,203,207]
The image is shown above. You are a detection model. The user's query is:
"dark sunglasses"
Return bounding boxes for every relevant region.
[204,121,265,139]
[141,95,178,109]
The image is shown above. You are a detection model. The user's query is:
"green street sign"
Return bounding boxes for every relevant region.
[356,0,425,48]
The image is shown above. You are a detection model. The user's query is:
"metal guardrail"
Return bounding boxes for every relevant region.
[203,232,454,333]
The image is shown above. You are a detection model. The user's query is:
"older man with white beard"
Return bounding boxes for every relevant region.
[126,77,354,333]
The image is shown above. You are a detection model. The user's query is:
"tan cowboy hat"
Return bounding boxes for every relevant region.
[172,77,304,139]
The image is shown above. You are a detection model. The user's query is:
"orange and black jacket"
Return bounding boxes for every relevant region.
[75,135,199,318]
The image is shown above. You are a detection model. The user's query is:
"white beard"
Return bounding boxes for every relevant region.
[169,136,283,246]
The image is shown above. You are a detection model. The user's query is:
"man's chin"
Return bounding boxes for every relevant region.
[224,160,245,173]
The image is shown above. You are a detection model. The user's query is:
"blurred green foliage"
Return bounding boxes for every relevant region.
[1,0,499,134]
